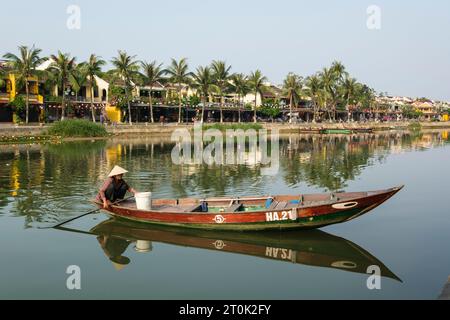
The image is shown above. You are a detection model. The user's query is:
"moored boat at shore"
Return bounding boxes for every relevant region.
[319,128,374,134]
[93,186,403,231]
[320,129,353,134]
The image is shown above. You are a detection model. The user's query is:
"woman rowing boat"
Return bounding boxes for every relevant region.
[96,166,137,209]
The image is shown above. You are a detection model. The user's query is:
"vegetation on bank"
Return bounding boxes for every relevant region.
[0,135,60,145]
[408,122,422,132]
[201,123,263,131]
[46,119,108,137]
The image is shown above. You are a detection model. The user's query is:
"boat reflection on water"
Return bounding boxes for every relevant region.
[57,218,401,281]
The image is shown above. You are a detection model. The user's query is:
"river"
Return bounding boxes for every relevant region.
[0,129,449,299]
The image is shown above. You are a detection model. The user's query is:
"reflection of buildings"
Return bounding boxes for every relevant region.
[1,130,449,224]
[56,218,401,281]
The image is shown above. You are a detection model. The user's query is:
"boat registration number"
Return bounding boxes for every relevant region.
[265,210,297,222]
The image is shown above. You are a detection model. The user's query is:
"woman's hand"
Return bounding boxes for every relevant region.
[103,200,110,209]
[130,188,138,194]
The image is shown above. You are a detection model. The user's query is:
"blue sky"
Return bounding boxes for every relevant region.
[2,0,450,100]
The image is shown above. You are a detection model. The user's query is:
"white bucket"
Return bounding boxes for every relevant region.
[135,192,152,210]
[134,240,153,253]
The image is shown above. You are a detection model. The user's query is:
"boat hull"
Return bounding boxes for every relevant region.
[97,187,403,231]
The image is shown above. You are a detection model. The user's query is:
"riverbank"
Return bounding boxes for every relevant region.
[1,121,450,143]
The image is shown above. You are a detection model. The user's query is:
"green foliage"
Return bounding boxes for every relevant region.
[244,103,253,110]
[408,122,422,132]
[45,95,63,103]
[401,105,423,119]
[183,95,201,107]
[46,119,108,137]
[9,95,26,121]
[109,85,129,110]
[0,135,60,145]
[282,73,303,106]
[260,99,282,118]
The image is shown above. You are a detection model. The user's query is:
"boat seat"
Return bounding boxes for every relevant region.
[153,205,186,213]
[229,203,244,213]
[184,204,204,213]
[267,201,279,210]
[273,201,288,210]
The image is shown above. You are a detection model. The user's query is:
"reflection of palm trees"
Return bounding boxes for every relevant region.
[280,135,384,190]
[1,131,447,227]
[55,218,401,281]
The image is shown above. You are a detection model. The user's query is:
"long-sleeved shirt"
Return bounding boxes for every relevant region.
[96,177,130,202]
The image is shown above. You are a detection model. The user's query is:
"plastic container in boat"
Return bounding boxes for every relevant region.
[135,192,152,210]
[134,240,153,253]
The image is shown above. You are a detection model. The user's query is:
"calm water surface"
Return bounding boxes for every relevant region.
[0,130,449,299]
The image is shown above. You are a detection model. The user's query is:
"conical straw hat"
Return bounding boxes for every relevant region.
[108,165,128,177]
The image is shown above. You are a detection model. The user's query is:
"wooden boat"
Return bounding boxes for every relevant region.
[93,186,403,231]
[57,218,399,281]
[352,128,374,134]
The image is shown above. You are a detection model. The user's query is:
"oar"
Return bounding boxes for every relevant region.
[39,196,135,229]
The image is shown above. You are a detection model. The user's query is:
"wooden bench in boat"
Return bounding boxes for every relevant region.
[183,203,204,213]
[228,203,244,212]
[267,200,301,211]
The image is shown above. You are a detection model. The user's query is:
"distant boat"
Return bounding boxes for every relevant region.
[320,129,353,134]
[351,128,374,133]
[320,128,374,134]
[93,186,404,231]
[56,218,402,280]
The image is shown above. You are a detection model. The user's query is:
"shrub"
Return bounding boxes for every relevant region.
[408,122,422,132]
[46,119,108,137]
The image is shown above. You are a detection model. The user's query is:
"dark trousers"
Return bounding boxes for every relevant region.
[104,182,128,202]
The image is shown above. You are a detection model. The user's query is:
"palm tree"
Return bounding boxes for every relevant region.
[229,73,250,123]
[69,64,88,103]
[111,51,139,125]
[248,70,267,123]
[49,51,76,120]
[192,66,213,124]
[319,67,336,121]
[356,84,376,116]
[3,45,47,123]
[305,74,321,122]
[80,54,106,122]
[342,76,358,122]
[282,73,303,123]
[211,60,231,123]
[331,61,347,80]
[141,61,165,123]
[165,58,192,124]
[330,61,347,120]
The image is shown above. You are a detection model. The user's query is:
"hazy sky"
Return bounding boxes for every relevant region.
[2,0,449,100]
